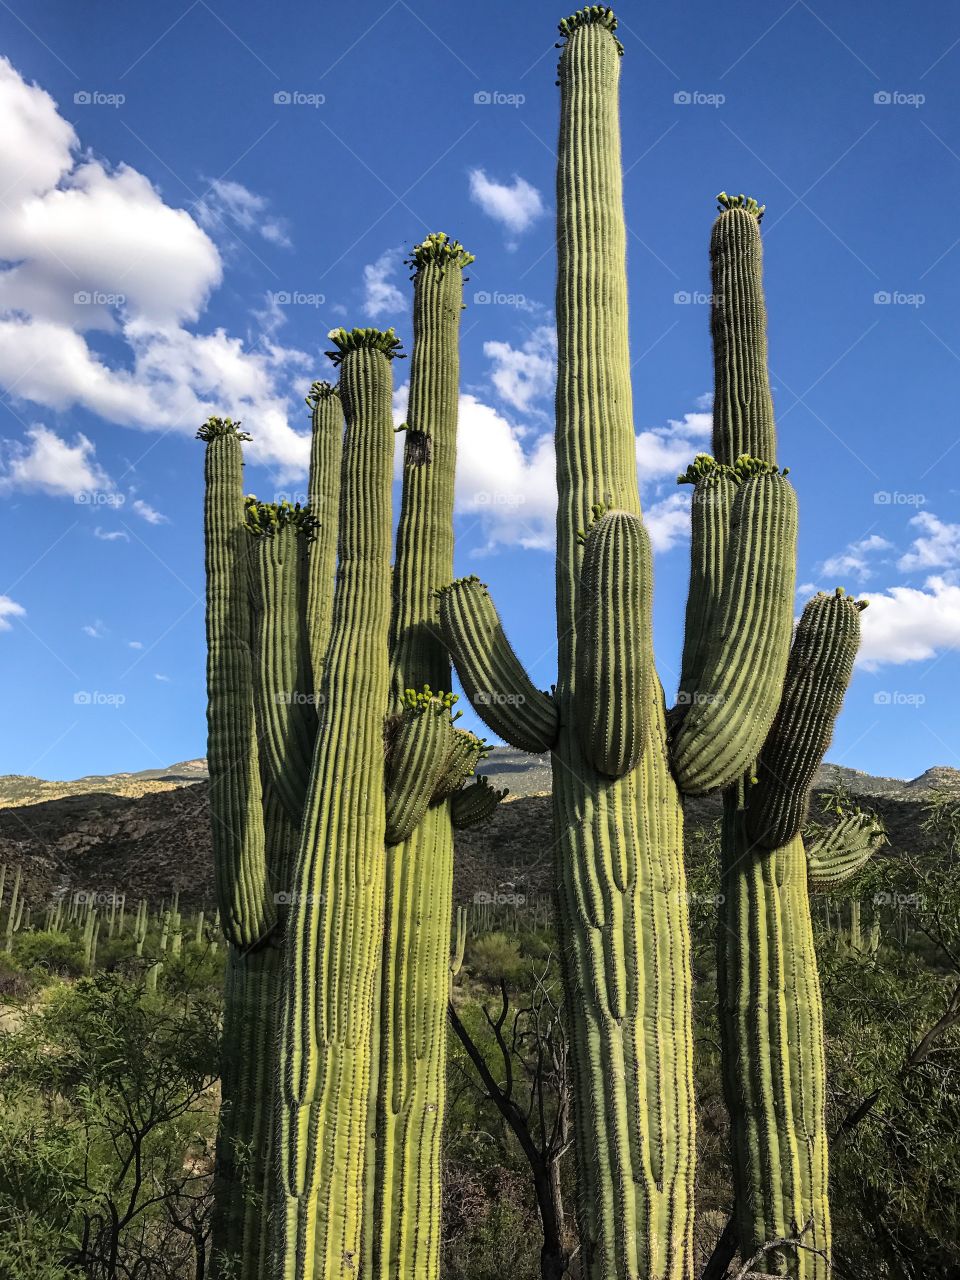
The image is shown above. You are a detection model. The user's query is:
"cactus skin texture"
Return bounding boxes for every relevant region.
[275,334,396,1280]
[747,590,866,849]
[442,14,697,1277]
[575,509,653,777]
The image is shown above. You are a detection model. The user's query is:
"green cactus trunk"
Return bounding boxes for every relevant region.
[365,239,470,1280]
[552,17,694,1278]
[276,342,395,1280]
[718,796,829,1278]
[201,418,283,1280]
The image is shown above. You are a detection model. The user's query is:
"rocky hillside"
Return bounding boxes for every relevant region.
[0,751,956,913]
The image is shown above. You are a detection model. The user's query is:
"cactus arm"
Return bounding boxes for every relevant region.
[747,590,865,849]
[247,509,318,825]
[384,692,455,846]
[437,576,558,752]
[672,457,737,723]
[430,727,486,803]
[450,774,508,829]
[305,381,344,684]
[553,13,695,1278]
[671,465,798,795]
[806,810,886,892]
[197,417,273,951]
[576,509,653,778]
[367,234,473,1280]
[276,334,397,1280]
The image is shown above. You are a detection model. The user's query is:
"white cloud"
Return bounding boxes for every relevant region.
[897,512,960,575]
[454,393,556,551]
[94,527,129,542]
[636,411,712,485]
[0,595,25,631]
[362,248,406,319]
[0,424,112,497]
[858,576,960,667]
[0,57,311,476]
[194,178,291,249]
[820,533,893,583]
[82,620,106,638]
[644,492,692,553]
[128,640,143,649]
[469,169,545,237]
[132,499,168,525]
[484,327,556,414]
[155,673,171,682]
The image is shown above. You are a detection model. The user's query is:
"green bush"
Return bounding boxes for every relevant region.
[11,931,85,978]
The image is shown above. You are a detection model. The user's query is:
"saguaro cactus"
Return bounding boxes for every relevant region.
[440,11,696,1277]
[696,197,875,1277]
[201,400,342,1280]
[365,233,480,1280]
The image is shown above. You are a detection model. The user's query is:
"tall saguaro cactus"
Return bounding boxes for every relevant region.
[441,11,696,1277]
[692,197,874,1278]
[365,233,476,1280]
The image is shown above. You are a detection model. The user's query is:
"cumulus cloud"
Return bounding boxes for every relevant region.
[82,620,106,638]
[469,169,545,237]
[94,527,129,542]
[362,248,406,319]
[484,327,556,414]
[858,575,960,668]
[820,533,893,583]
[897,512,960,575]
[131,499,169,525]
[0,424,112,497]
[194,178,291,249]
[0,596,25,631]
[644,492,692,554]
[635,410,712,484]
[0,56,311,475]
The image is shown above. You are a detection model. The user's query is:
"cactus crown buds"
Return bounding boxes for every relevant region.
[716,191,766,220]
[557,7,624,54]
[244,497,320,539]
[325,326,406,365]
[405,232,475,274]
[306,380,339,409]
[196,416,251,442]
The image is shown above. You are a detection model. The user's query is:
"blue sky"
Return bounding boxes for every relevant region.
[0,0,958,781]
